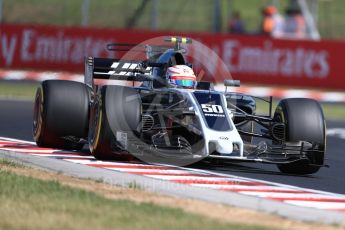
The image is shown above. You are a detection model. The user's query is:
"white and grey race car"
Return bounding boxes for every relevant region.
[33,37,326,175]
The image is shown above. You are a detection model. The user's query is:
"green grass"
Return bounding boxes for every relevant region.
[255,99,345,121]
[0,81,39,99]
[2,0,345,39]
[321,103,345,122]
[0,158,25,168]
[0,168,270,230]
[127,180,144,190]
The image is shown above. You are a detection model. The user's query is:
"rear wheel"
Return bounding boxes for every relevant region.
[88,86,141,160]
[33,80,89,150]
[274,98,326,175]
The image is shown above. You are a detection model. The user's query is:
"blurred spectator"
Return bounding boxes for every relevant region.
[283,8,306,39]
[259,5,284,38]
[228,11,245,34]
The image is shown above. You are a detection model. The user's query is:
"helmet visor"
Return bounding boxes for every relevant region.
[174,79,195,87]
[170,76,196,88]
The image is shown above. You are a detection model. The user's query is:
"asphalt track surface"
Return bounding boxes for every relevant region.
[1,99,345,195]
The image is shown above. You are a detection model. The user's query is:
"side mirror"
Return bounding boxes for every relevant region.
[196,81,214,90]
[224,80,240,87]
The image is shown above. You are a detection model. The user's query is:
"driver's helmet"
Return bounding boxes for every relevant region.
[166,65,196,89]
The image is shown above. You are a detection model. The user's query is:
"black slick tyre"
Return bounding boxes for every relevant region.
[33,80,90,150]
[274,98,326,175]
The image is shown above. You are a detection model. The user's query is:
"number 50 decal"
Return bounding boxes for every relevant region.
[201,104,224,114]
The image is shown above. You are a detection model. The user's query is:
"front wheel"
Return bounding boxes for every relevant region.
[274,98,326,175]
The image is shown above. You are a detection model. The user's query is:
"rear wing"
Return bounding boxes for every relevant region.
[84,57,157,88]
[84,37,192,88]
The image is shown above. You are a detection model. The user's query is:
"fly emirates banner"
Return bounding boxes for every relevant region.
[1,24,344,90]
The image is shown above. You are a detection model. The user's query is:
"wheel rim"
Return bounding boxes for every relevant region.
[33,89,43,140]
[89,101,102,152]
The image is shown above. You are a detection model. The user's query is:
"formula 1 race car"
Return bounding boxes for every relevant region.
[33,37,326,175]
